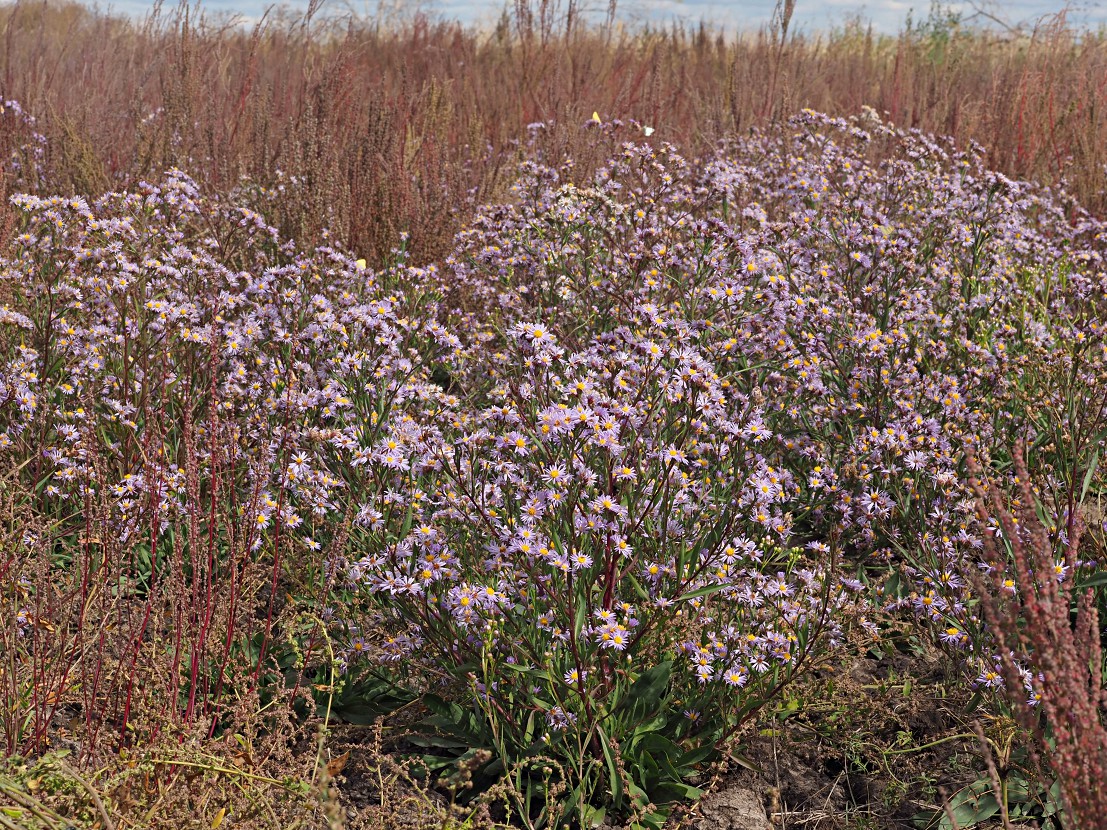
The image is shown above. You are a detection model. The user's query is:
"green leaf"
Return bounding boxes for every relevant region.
[638,732,681,761]
[675,583,730,603]
[418,694,462,725]
[416,756,458,773]
[626,780,650,807]
[675,744,717,768]
[597,726,624,807]
[405,735,472,749]
[653,781,705,802]
[630,804,669,830]
[627,574,651,602]
[1003,773,1035,803]
[638,748,660,791]
[633,734,681,787]
[884,571,902,600]
[940,783,1000,829]
[580,804,607,828]
[1077,571,1107,590]
[421,694,456,720]
[732,358,775,375]
[328,702,388,725]
[1042,778,1062,817]
[1082,448,1100,502]
[498,662,537,674]
[563,785,583,819]
[522,710,536,746]
[618,662,673,720]
[629,714,668,738]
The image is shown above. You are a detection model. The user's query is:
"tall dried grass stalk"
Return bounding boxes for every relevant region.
[0,0,1105,264]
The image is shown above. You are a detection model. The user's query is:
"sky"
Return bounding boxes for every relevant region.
[91,0,1107,34]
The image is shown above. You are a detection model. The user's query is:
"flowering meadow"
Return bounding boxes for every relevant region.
[1,80,1107,830]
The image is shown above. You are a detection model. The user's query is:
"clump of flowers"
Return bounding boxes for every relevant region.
[336,108,1106,823]
[0,167,455,757]
[3,101,1107,828]
[342,297,862,823]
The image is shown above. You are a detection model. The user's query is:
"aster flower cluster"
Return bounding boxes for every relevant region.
[0,166,456,740]
[344,297,856,696]
[424,108,1106,691]
[2,169,456,519]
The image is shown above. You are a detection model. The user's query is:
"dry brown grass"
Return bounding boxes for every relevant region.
[0,1,1104,265]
